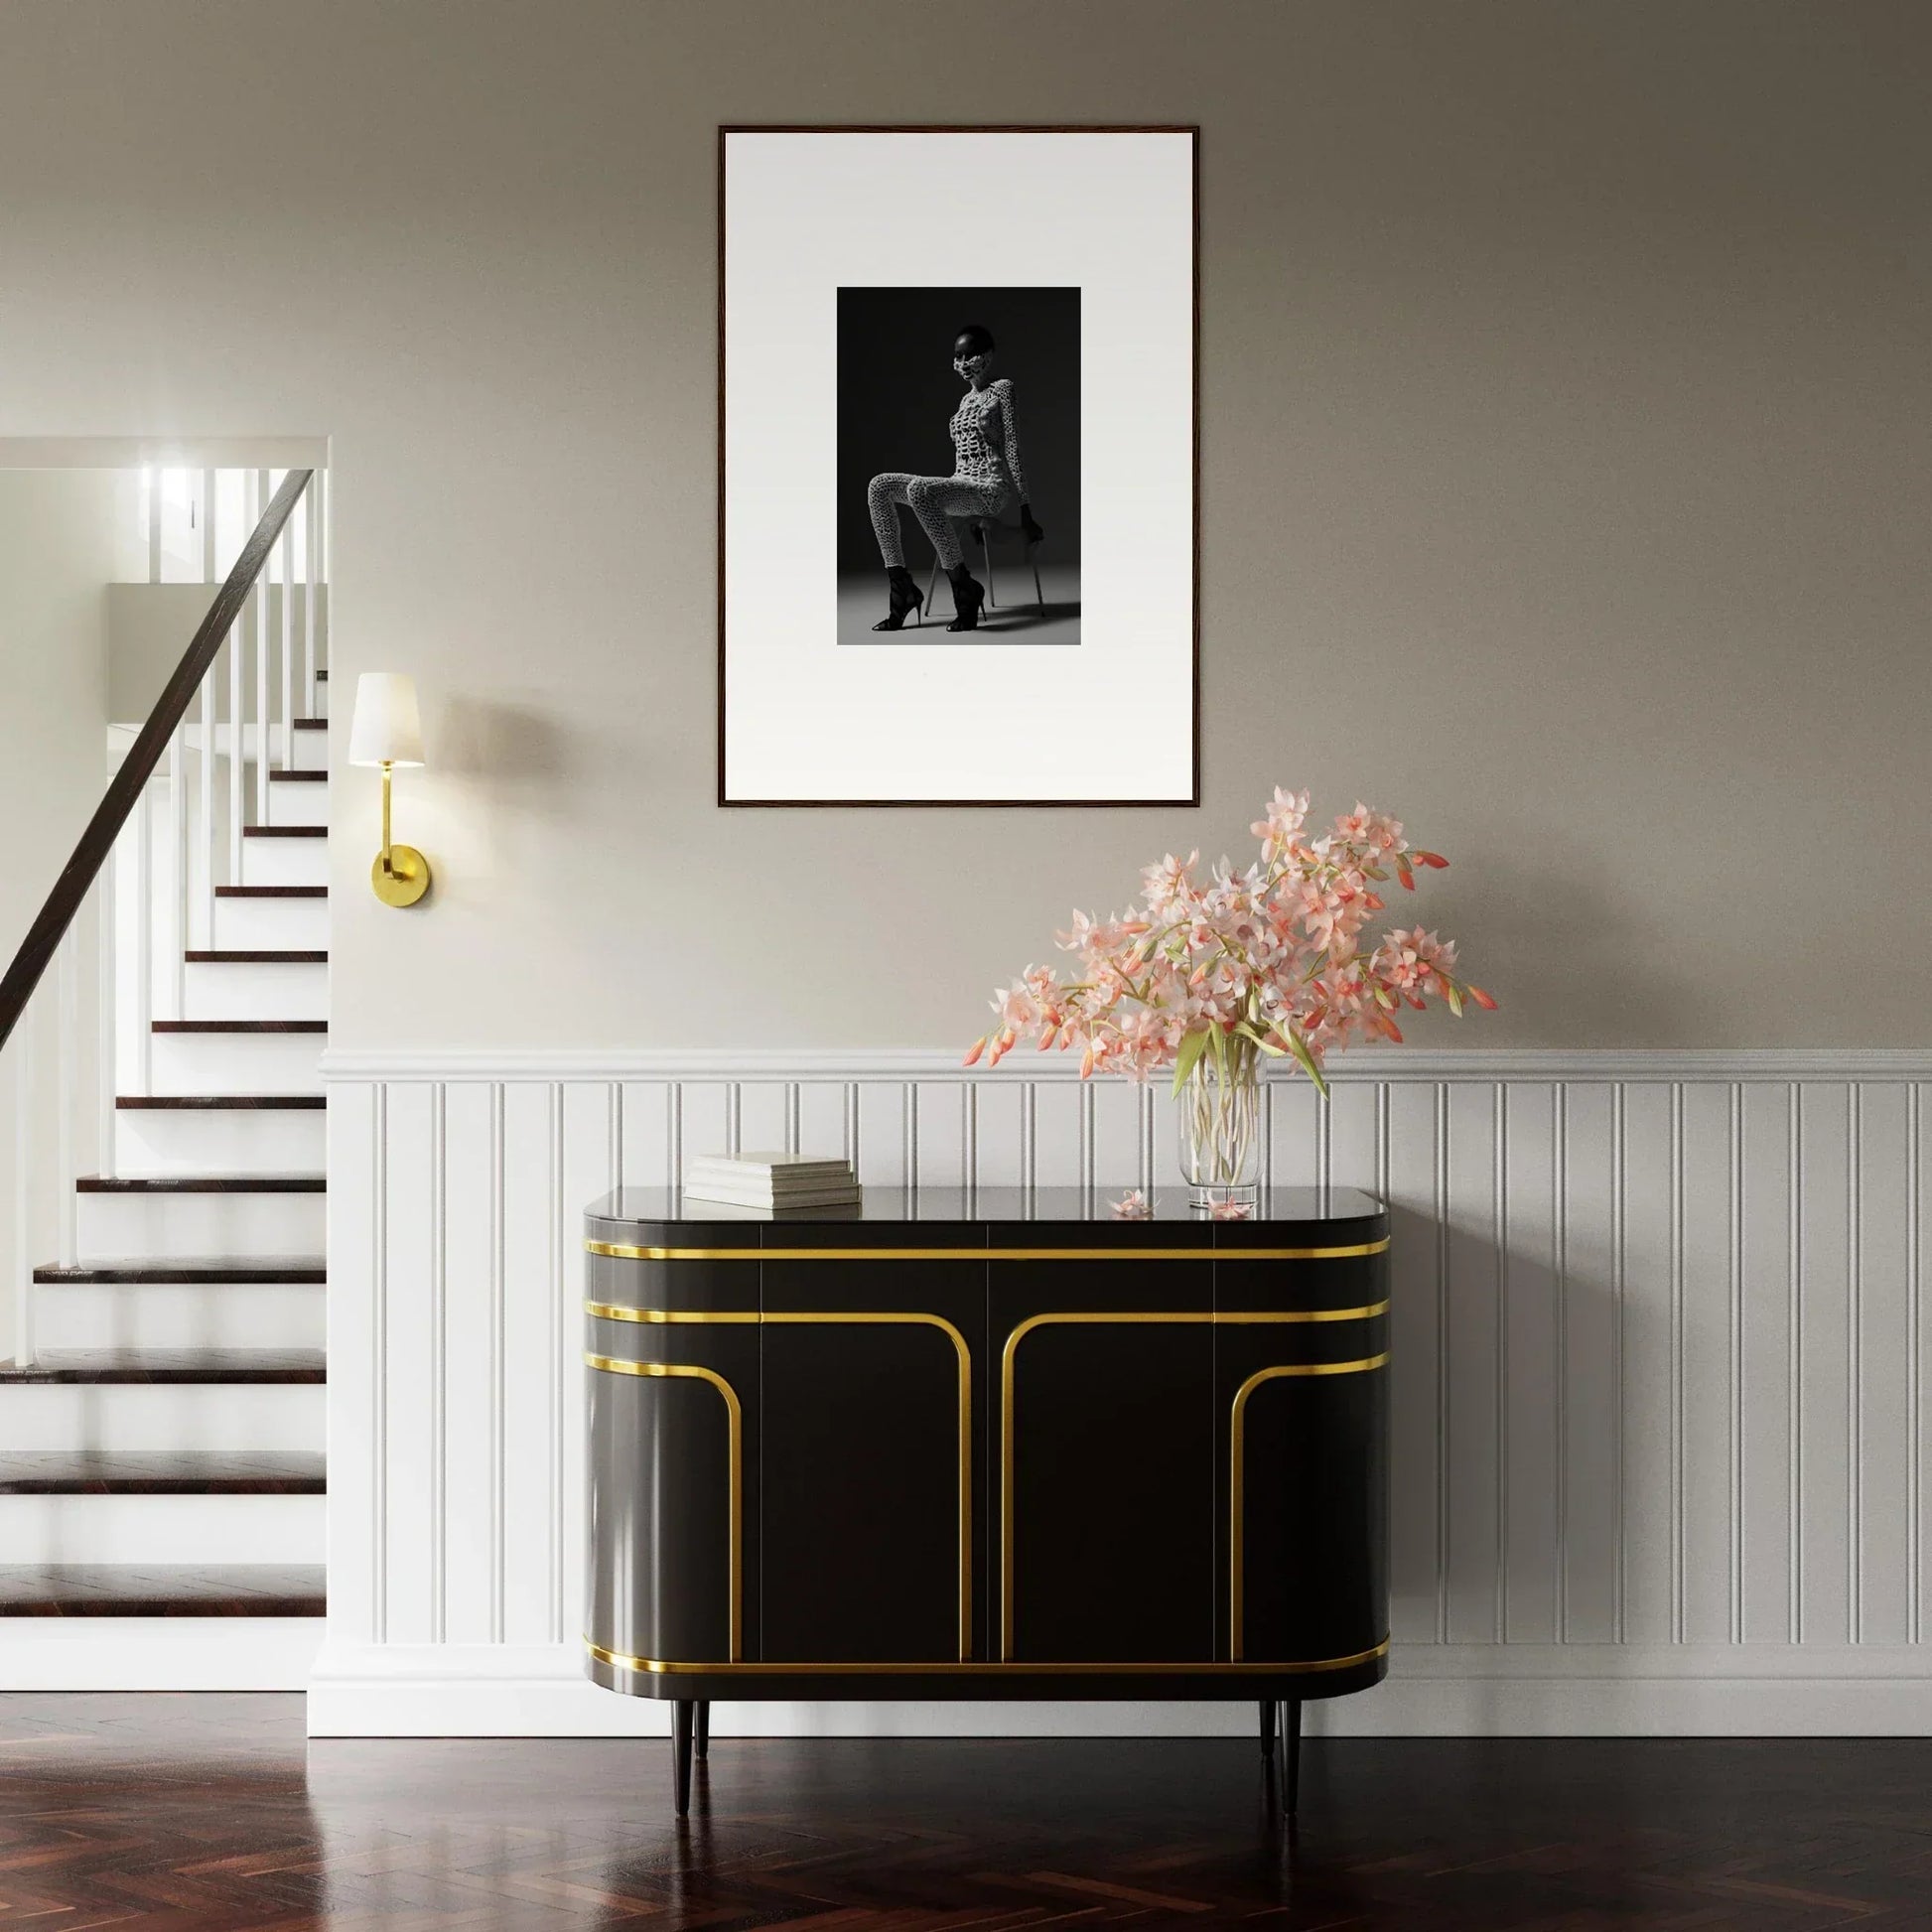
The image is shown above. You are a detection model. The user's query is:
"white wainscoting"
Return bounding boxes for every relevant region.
[312,1047,1932,1736]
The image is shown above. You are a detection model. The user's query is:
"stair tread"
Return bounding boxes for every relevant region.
[0,1563,325,1615]
[214,887,327,898]
[118,1095,326,1110]
[0,1349,324,1385]
[34,1261,326,1285]
[152,1020,326,1034]
[0,1450,324,1494]
[184,950,328,963]
[268,769,328,781]
[77,1174,324,1193]
[243,825,327,838]
[293,717,327,730]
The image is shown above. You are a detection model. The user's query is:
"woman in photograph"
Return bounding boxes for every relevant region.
[866,324,1044,632]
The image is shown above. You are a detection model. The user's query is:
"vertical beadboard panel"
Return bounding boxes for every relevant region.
[1679,1082,1735,1644]
[677,1083,732,1180]
[439,1081,498,1647]
[1029,1080,1083,1188]
[1324,1081,1379,1193]
[325,1081,378,1647]
[498,1081,558,1647]
[1798,1082,1853,1644]
[1502,1083,1560,1642]
[854,1080,909,1188]
[735,1081,790,1158]
[794,1081,850,1163]
[1739,1081,1794,1641]
[913,1083,969,1192]
[1384,1080,1444,1643]
[1559,1083,1618,1642]
[1619,1084,1675,1646]
[970,1078,1027,1188]
[1856,1082,1912,1644]
[1443,1082,1501,1643]
[618,1081,672,1188]
[1088,1079,1143,1190]
[378,1082,437,1644]
[557,1083,619,1647]
[325,1057,1932,1727]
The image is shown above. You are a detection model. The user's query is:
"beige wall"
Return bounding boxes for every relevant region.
[1,0,1925,1049]
[0,470,115,964]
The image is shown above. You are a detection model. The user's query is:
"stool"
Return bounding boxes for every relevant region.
[924,517,1045,624]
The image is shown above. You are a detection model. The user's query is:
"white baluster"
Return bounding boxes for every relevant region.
[146,467,162,585]
[202,467,217,582]
[170,720,187,1019]
[304,477,319,714]
[255,472,272,824]
[317,468,329,677]
[200,656,217,948]
[57,931,76,1270]
[229,479,248,888]
[97,859,116,1183]
[280,494,295,773]
[11,1021,33,1367]
[135,781,153,1097]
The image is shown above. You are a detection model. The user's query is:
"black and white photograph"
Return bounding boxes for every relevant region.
[720,126,1196,805]
[838,287,1080,647]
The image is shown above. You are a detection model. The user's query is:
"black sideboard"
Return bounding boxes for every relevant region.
[583,1185,1390,1814]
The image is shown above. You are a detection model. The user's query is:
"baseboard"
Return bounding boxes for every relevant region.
[306,1641,1932,1738]
[0,1620,322,1690]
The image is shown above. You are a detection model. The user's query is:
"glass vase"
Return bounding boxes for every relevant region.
[1175,1045,1262,1211]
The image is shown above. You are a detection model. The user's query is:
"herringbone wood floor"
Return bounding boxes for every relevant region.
[0,1696,1928,1927]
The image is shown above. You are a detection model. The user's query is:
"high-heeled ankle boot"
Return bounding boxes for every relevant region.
[946,562,986,632]
[871,566,924,631]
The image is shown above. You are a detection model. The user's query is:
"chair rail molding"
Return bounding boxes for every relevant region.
[315,1043,1932,1736]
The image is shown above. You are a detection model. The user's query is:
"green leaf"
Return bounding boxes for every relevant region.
[1285,1027,1330,1099]
[1447,984,1464,1018]
[1235,1021,1288,1056]
[1171,1027,1211,1099]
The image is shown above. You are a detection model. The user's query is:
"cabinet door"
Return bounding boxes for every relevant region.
[759,1252,987,1663]
[993,1253,1215,1664]
[1214,1248,1389,1665]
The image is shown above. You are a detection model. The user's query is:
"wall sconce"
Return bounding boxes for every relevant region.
[348,672,432,907]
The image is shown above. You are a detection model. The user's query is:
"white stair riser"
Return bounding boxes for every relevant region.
[267,782,329,828]
[0,1493,323,1565]
[0,1621,322,1692]
[212,896,329,951]
[150,1031,323,1095]
[34,1285,324,1352]
[0,1384,324,1453]
[77,1191,325,1265]
[183,959,328,1022]
[241,838,328,889]
[116,1109,325,1176]
[289,729,328,773]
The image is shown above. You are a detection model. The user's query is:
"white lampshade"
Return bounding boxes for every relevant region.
[347,672,426,767]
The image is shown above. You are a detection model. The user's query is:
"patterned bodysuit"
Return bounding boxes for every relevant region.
[868,378,1029,571]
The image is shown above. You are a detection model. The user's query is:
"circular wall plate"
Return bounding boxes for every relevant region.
[372,844,431,907]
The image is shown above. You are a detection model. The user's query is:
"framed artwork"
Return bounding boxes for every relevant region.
[718,125,1199,806]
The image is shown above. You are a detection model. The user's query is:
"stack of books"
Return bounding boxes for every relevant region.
[682,1152,862,1212]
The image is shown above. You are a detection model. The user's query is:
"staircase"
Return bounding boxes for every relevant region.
[0,471,328,1687]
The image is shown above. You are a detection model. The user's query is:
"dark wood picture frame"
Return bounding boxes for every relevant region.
[717,124,1200,809]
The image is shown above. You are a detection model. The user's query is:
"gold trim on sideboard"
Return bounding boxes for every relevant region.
[997,1311,1390,1661]
[585,1635,1391,1677]
[583,1310,974,1661]
[586,1239,1389,1264]
[583,1354,743,1662]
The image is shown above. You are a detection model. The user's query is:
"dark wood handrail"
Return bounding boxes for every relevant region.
[0,468,315,1054]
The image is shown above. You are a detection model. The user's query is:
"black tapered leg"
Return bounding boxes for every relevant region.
[695,1701,710,1763]
[1283,1698,1302,1816]
[1258,1699,1276,1760]
[671,1700,694,1817]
